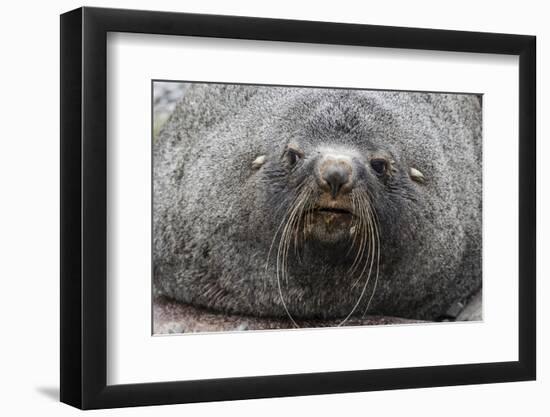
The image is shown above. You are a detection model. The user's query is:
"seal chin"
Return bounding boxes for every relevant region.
[307,207,354,244]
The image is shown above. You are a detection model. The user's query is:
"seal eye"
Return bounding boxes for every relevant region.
[370,158,387,175]
[285,145,304,166]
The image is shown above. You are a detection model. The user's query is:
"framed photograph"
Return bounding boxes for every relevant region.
[60,6,536,409]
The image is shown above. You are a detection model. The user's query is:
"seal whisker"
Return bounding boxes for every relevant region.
[346,193,361,256]
[354,194,376,290]
[276,212,298,321]
[277,205,308,324]
[275,239,299,328]
[349,192,370,277]
[282,183,311,272]
[265,180,310,272]
[292,186,313,262]
[264,181,312,296]
[282,206,300,283]
[338,200,376,327]
[354,195,379,306]
[362,202,381,317]
[279,197,303,279]
[350,193,373,287]
[274,181,316,327]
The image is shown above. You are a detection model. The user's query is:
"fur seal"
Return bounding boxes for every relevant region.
[153,83,482,327]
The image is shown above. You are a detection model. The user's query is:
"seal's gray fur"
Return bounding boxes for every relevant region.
[153,84,482,322]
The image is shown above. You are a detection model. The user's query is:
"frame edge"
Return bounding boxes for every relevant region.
[518,35,536,381]
[61,6,538,409]
[60,7,84,409]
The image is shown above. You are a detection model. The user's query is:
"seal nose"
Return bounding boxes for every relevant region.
[320,161,352,198]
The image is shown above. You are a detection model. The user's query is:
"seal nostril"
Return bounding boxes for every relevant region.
[322,165,351,198]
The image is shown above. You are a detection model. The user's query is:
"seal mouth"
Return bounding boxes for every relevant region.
[313,202,355,219]
[308,204,354,238]
[314,207,353,215]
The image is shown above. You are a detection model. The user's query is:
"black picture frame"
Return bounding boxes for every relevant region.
[60,6,536,410]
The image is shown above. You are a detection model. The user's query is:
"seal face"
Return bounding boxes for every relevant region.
[277,145,358,244]
[153,83,482,326]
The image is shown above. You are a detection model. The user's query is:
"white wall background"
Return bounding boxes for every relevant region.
[0,0,545,415]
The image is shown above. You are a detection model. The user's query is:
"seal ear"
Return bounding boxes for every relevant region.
[252,155,266,169]
[410,167,426,183]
